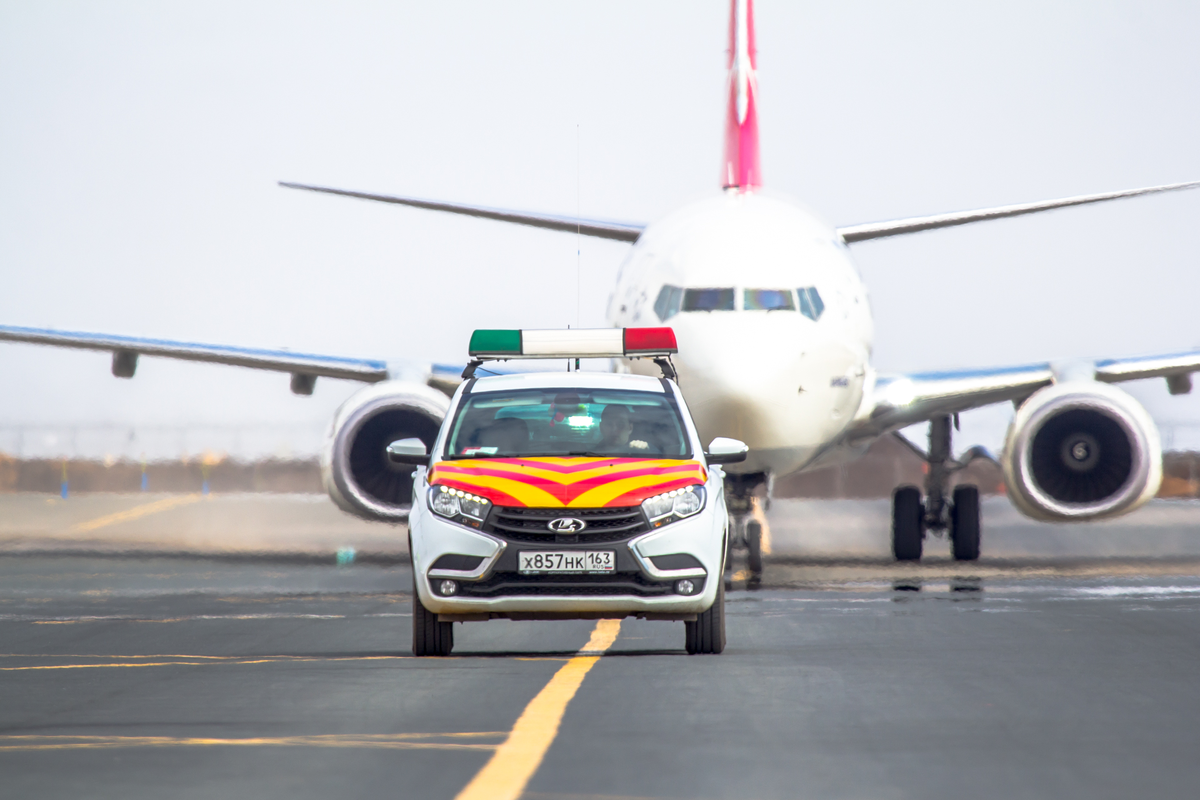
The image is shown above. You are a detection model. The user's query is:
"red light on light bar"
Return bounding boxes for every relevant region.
[624,327,677,355]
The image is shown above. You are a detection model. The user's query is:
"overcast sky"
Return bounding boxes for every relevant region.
[3,1,1200,459]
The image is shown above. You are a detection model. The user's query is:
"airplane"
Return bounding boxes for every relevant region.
[4,0,1200,573]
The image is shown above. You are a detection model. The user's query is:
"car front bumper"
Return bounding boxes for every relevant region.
[410,502,726,620]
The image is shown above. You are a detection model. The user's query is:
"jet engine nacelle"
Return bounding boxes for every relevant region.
[1002,381,1161,522]
[322,381,450,522]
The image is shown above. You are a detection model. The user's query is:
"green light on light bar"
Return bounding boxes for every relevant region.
[469,329,523,356]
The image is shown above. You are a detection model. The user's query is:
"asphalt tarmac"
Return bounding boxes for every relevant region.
[5,498,1200,799]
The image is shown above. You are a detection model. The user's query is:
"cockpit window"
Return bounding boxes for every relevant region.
[654,284,683,322]
[798,287,825,321]
[682,288,735,312]
[743,289,795,311]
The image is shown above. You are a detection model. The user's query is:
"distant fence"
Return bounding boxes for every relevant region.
[2,423,1200,498]
[5,422,1200,462]
[0,423,327,462]
[0,457,322,495]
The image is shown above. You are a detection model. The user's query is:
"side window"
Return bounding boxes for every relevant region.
[798,287,825,321]
[809,287,824,318]
[653,285,683,322]
[682,288,735,311]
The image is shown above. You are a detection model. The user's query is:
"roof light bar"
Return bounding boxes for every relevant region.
[623,327,677,355]
[468,327,677,360]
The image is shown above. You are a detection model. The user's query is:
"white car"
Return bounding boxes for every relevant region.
[392,328,747,656]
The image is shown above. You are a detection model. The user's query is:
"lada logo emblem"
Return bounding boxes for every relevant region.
[548,517,587,534]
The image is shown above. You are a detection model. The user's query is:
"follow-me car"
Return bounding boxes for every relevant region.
[390,327,747,656]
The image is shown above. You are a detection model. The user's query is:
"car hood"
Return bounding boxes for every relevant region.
[428,457,707,508]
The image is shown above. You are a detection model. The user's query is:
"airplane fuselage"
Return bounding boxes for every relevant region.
[608,191,874,477]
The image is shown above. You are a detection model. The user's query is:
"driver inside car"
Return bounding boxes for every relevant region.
[596,405,649,453]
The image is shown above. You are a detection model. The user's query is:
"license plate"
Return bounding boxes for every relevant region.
[518,550,615,574]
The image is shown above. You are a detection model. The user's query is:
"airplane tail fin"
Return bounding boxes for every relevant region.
[723,0,762,190]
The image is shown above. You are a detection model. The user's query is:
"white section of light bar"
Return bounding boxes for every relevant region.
[521,328,625,358]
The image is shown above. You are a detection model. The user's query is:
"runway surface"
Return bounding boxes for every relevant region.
[5,497,1200,799]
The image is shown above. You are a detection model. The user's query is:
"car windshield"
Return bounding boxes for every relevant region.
[445,388,691,459]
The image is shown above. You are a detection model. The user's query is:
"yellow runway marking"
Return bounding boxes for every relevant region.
[0,654,232,659]
[0,654,416,671]
[454,620,622,800]
[0,732,504,752]
[69,494,203,534]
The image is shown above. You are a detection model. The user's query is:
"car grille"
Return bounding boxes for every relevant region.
[483,506,648,544]
[457,572,672,598]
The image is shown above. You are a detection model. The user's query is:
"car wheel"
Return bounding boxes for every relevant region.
[412,575,453,657]
[685,580,726,655]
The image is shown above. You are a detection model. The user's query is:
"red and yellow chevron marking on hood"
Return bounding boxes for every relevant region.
[428,457,707,508]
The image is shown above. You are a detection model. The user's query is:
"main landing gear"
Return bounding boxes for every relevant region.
[892,414,982,562]
[723,472,769,588]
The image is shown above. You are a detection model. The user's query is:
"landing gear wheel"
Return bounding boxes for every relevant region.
[745,520,763,583]
[950,484,981,561]
[685,581,726,655]
[892,485,923,562]
[412,577,453,657]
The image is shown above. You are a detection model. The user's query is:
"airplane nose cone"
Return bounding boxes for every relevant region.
[665,314,865,473]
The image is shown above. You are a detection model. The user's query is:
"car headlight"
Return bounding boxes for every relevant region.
[641,485,706,527]
[429,486,492,527]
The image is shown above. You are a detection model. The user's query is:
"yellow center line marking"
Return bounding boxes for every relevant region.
[68,494,204,534]
[454,619,622,800]
[0,733,505,752]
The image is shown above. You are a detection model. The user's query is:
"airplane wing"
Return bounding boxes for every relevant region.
[282,179,1200,247]
[279,182,645,243]
[835,180,1200,243]
[844,349,1200,444]
[0,324,395,395]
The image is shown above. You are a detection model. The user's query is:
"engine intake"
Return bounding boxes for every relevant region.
[1003,382,1161,521]
[322,381,450,522]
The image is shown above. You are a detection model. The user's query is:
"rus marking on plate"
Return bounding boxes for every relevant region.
[547,517,587,534]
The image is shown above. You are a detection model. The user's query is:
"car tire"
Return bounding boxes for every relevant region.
[950,484,981,562]
[412,576,453,657]
[685,580,726,655]
[892,485,923,561]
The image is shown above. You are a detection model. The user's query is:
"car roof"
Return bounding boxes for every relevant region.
[470,370,668,394]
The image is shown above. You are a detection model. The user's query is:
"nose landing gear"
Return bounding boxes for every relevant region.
[723,472,770,588]
[891,414,984,562]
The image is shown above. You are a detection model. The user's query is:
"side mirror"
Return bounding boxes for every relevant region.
[705,437,748,465]
[387,438,429,466]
